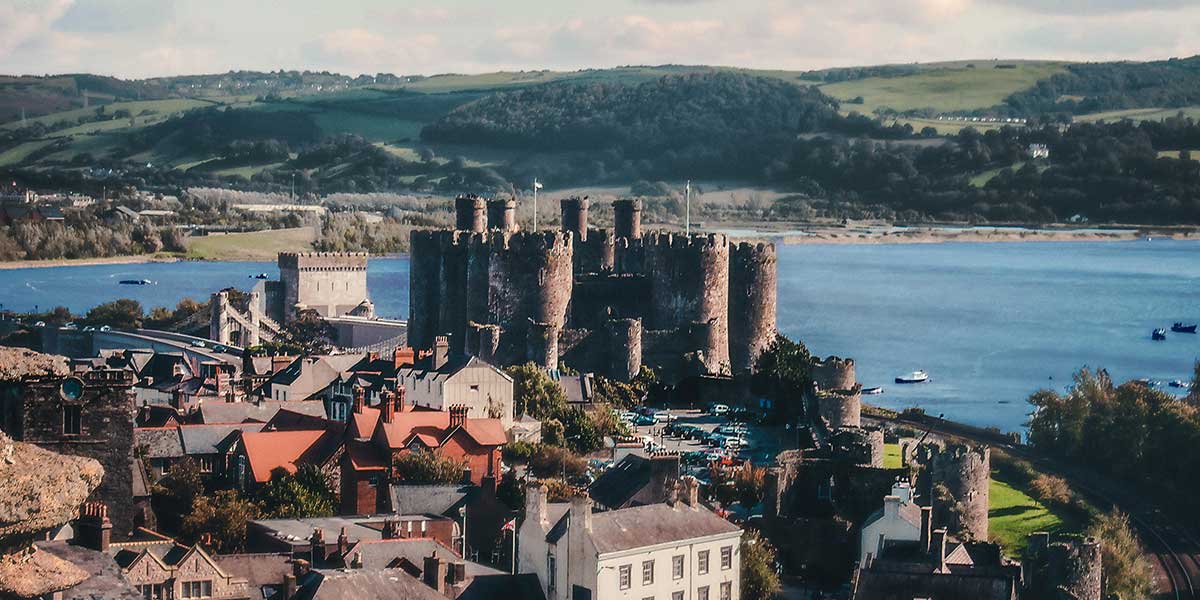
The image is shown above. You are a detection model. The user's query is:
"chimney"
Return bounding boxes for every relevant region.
[337,527,349,557]
[423,551,448,594]
[350,551,363,569]
[450,561,467,584]
[383,519,400,540]
[369,351,380,363]
[433,336,450,370]
[396,385,409,413]
[381,390,396,423]
[479,475,497,496]
[920,506,932,553]
[352,386,365,414]
[569,494,593,534]
[666,479,680,507]
[460,467,473,484]
[526,484,548,526]
[293,558,311,580]
[283,574,297,600]
[310,528,326,565]
[651,453,681,504]
[449,404,467,429]
[883,496,900,520]
[932,528,948,573]
[680,475,700,508]
[394,346,415,369]
[74,502,112,552]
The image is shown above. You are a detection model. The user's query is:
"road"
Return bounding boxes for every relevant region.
[869,412,1197,600]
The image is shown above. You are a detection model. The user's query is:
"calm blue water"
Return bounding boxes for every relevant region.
[2,240,1197,432]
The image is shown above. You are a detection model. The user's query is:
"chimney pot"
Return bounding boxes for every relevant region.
[433,336,450,370]
[381,390,396,423]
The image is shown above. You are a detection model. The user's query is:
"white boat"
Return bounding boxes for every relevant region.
[862,386,884,395]
[895,370,930,384]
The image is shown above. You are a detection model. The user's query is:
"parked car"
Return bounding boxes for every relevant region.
[684,427,710,441]
[705,433,727,447]
[190,340,206,348]
[707,403,730,416]
[653,411,676,423]
[715,425,746,436]
[619,411,639,422]
[672,425,699,439]
[98,325,111,332]
[636,406,658,417]
[634,414,657,427]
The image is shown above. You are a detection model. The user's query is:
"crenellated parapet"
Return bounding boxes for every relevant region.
[814,384,863,429]
[455,194,487,232]
[278,251,369,271]
[812,355,857,391]
[645,232,730,368]
[612,198,643,240]
[486,198,518,233]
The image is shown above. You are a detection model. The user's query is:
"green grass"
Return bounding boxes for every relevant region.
[0,139,54,166]
[883,443,903,469]
[210,162,285,178]
[1158,150,1199,160]
[821,61,1066,115]
[1075,106,1200,123]
[2,98,210,130]
[989,476,1079,556]
[185,227,316,260]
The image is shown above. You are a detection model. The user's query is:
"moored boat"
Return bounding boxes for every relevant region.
[862,386,884,395]
[1171,322,1197,333]
[119,279,154,285]
[895,370,929,384]
[1152,328,1167,340]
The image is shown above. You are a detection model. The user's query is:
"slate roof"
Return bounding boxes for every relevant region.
[295,568,446,600]
[388,484,473,517]
[180,423,265,456]
[544,503,740,554]
[339,538,504,575]
[35,541,142,600]
[588,454,650,509]
[266,354,364,398]
[458,574,547,600]
[213,552,292,595]
[198,400,326,424]
[862,498,923,531]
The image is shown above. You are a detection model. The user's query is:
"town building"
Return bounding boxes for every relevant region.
[859,479,927,566]
[397,337,515,429]
[519,478,743,600]
[852,527,1021,600]
[588,453,681,511]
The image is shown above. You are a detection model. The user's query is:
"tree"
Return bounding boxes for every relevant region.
[181,490,260,554]
[84,298,144,329]
[1188,360,1200,406]
[558,406,601,453]
[152,458,205,514]
[393,450,467,484]
[740,529,781,600]
[506,362,567,419]
[284,308,336,353]
[1087,511,1155,600]
[257,465,336,518]
[755,334,812,386]
[527,444,587,479]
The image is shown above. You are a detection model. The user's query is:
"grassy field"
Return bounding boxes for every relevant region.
[1075,106,1200,123]
[1,98,210,130]
[0,139,54,166]
[1159,150,1199,160]
[822,61,1066,115]
[883,443,903,469]
[892,116,1004,136]
[312,110,425,142]
[989,477,1079,556]
[185,227,316,260]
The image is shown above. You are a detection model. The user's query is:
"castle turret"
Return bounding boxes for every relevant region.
[646,232,730,370]
[561,197,589,243]
[527,321,560,371]
[455,194,487,233]
[918,443,990,541]
[1025,534,1103,600]
[606,318,643,382]
[613,199,642,240]
[409,231,443,350]
[487,198,518,233]
[729,242,777,373]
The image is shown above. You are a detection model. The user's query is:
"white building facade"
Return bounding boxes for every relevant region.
[398,356,514,429]
[859,480,928,565]
[520,478,743,600]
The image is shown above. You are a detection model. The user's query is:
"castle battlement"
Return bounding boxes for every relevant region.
[278,251,369,271]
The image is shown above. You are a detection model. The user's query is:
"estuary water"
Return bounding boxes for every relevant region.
[2,239,1198,432]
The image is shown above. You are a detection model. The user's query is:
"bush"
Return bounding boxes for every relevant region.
[257,465,336,518]
[1029,474,1073,507]
[181,490,260,553]
[503,440,535,463]
[1087,511,1155,600]
[393,451,467,484]
[506,362,567,420]
[528,444,587,479]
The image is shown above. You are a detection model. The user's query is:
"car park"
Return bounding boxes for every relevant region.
[707,403,730,416]
[653,411,676,423]
[634,414,657,426]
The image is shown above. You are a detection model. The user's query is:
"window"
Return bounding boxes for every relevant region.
[62,404,81,435]
[720,582,731,600]
[642,559,655,585]
[720,546,733,570]
[673,554,684,580]
[548,555,556,591]
[619,564,632,590]
[673,592,685,600]
[697,586,709,600]
[139,584,165,600]
[697,550,709,575]
[181,581,212,598]
[197,456,214,473]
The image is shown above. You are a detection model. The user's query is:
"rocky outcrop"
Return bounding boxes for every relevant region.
[0,346,68,381]
[0,430,104,598]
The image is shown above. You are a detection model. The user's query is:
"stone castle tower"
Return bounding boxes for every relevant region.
[917,442,991,541]
[1024,533,1103,600]
[409,194,777,381]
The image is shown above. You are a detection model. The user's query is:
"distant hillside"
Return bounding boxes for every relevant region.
[1003,56,1200,115]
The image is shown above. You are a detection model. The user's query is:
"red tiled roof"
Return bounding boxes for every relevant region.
[347,440,388,471]
[241,430,326,483]
[349,406,381,440]
[460,419,507,446]
[375,411,506,450]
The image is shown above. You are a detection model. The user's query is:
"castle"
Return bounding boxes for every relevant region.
[408,195,777,381]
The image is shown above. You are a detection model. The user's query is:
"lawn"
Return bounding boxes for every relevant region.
[821,61,1066,115]
[883,443,903,469]
[1075,106,1200,123]
[185,227,316,260]
[2,98,210,130]
[988,477,1079,557]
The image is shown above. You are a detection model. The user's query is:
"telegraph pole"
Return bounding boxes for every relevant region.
[685,180,691,235]
[532,177,543,231]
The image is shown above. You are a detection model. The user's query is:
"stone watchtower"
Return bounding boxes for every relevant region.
[916,442,990,541]
[278,252,370,321]
[1024,533,1104,600]
[809,356,862,428]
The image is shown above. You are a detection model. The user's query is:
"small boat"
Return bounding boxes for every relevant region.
[251,273,270,280]
[119,279,154,285]
[1171,322,1197,334]
[1169,380,1192,389]
[862,386,884,395]
[895,370,929,384]
[1152,328,1167,341]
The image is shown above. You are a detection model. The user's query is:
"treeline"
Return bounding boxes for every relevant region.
[1026,367,1200,515]
[0,217,185,261]
[1004,56,1200,116]
[124,107,321,158]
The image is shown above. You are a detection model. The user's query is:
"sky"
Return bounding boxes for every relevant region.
[1,0,1198,79]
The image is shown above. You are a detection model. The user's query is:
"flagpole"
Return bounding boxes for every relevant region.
[685,180,691,236]
[532,177,540,231]
[511,525,517,574]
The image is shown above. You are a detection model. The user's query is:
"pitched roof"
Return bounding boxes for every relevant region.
[296,568,446,600]
[458,574,547,600]
[180,423,265,456]
[348,406,381,440]
[240,430,329,483]
[198,401,326,424]
[546,502,741,554]
[135,427,184,459]
[35,541,142,600]
[388,484,473,517]
[588,455,651,509]
[213,553,293,591]
[267,354,364,398]
[375,411,506,450]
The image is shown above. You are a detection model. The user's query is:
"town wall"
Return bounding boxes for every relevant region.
[812,356,856,391]
[815,385,863,429]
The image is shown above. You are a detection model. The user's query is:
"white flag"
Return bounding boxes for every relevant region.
[533,179,543,190]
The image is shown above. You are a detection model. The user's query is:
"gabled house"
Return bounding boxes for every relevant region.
[258,354,364,403]
[396,338,514,430]
[225,420,345,490]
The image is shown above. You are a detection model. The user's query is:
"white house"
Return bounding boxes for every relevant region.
[398,355,514,429]
[859,479,928,566]
[519,477,743,600]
